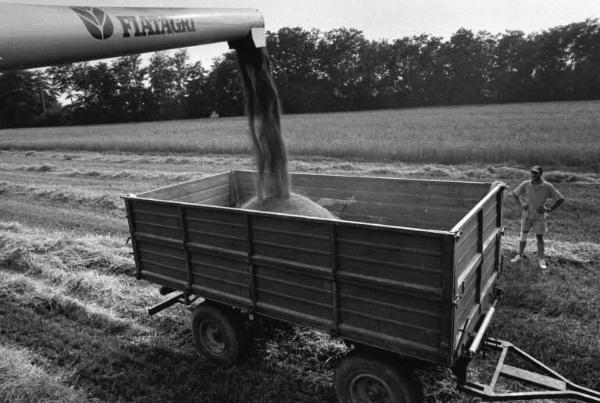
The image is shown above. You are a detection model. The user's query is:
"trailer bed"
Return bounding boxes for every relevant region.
[123,170,504,367]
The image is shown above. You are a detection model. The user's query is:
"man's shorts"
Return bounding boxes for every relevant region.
[521,216,547,235]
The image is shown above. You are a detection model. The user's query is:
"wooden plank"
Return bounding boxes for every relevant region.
[255,301,331,330]
[338,281,441,314]
[138,247,186,269]
[339,292,441,330]
[254,240,332,268]
[256,274,331,307]
[139,172,230,200]
[140,259,188,280]
[186,219,246,239]
[191,272,249,297]
[253,226,330,254]
[190,249,248,279]
[141,271,187,290]
[173,183,230,204]
[133,199,180,217]
[297,184,481,209]
[257,289,332,321]
[337,323,444,364]
[337,225,442,253]
[252,255,332,280]
[290,172,488,199]
[187,230,247,252]
[501,365,566,391]
[190,284,252,309]
[329,200,465,224]
[252,214,330,237]
[134,210,180,228]
[338,271,442,300]
[337,255,442,290]
[234,169,489,207]
[135,221,182,240]
[193,193,231,207]
[340,307,441,346]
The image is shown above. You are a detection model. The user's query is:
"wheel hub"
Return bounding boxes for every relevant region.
[200,320,226,355]
[351,373,394,403]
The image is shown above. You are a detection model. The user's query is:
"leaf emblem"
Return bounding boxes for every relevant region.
[71,7,113,40]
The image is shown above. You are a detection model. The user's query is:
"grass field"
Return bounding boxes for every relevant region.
[1,100,599,168]
[1,101,599,402]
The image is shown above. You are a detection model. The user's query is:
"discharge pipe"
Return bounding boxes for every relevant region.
[0,3,265,70]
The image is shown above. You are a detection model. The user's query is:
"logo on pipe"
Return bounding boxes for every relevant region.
[71,7,197,40]
[116,16,197,37]
[71,7,114,40]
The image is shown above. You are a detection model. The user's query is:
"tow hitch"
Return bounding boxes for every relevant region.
[461,338,600,402]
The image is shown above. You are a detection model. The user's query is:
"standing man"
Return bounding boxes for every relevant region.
[510,165,564,269]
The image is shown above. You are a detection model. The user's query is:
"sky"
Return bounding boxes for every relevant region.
[3,0,600,67]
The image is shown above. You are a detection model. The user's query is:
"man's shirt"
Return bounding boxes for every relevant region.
[513,179,563,220]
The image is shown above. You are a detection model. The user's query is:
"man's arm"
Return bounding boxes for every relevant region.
[511,181,523,204]
[512,192,520,204]
[541,184,564,213]
[543,196,564,213]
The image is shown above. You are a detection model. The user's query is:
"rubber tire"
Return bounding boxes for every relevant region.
[334,351,420,403]
[191,304,245,366]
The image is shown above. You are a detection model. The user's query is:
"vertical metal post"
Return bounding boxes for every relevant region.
[124,198,142,280]
[179,205,193,290]
[329,223,339,335]
[245,213,257,313]
[494,188,504,275]
[441,234,456,357]
[477,209,484,304]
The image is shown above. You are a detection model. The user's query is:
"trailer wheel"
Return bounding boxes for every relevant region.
[191,304,245,366]
[334,352,419,403]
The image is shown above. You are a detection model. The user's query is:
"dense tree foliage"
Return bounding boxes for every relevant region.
[1,19,599,128]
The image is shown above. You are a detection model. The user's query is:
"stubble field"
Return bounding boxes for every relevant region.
[1,101,599,402]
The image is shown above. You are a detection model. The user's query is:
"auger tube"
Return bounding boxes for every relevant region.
[0,3,265,70]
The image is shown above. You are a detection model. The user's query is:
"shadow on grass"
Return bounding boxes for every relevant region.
[0,296,337,402]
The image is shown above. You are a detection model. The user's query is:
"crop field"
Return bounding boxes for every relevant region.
[2,100,599,168]
[1,100,600,402]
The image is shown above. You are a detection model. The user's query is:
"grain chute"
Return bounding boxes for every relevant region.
[0,3,265,70]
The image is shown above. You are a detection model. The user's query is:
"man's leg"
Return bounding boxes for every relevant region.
[536,234,547,269]
[511,231,528,263]
[519,235,528,256]
[534,219,548,269]
[536,234,545,259]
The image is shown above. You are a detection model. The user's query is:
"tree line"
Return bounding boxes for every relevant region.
[1,19,599,128]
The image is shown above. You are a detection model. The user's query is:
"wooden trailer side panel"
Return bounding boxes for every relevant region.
[232,170,484,230]
[452,185,504,360]
[127,199,188,290]
[126,200,455,364]
[335,225,455,364]
[137,172,233,206]
[251,214,334,329]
